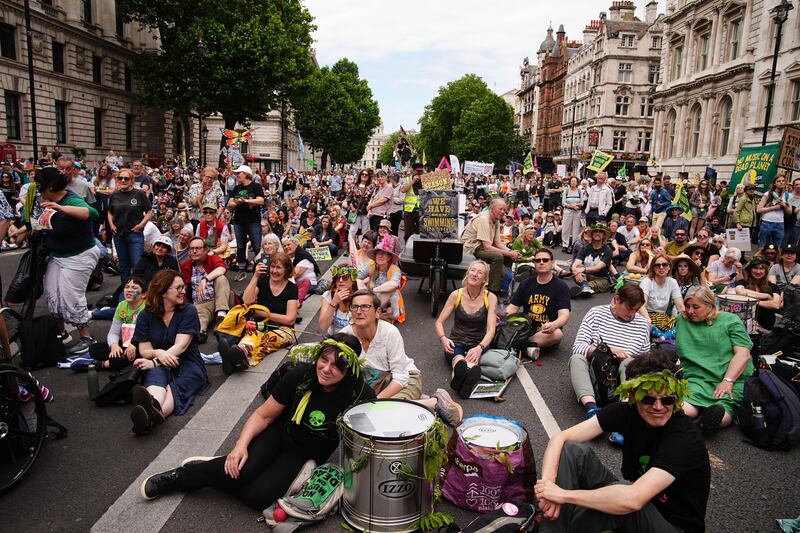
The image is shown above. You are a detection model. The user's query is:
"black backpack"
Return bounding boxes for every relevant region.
[590,340,621,407]
[738,369,800,450]
[494,313,537,354]
[443,501,542,533]
[93,365,142,407]
[6,309,66,370]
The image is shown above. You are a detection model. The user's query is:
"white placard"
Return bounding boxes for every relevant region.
[725,228,752,252]
[463,160,495,176]
[556,164,567,177]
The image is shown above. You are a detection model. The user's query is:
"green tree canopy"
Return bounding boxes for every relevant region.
[294,59,380,168]
[451,94,526,166]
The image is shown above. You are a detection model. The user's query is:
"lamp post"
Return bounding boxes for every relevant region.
[201,125,209,167]
[196,38,206,167]
[762,0,793,146]
[568,97,577,173]
[23,0,38,161]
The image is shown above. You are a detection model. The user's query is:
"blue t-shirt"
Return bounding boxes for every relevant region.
[510,275,571,327]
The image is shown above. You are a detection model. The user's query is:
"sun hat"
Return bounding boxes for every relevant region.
[671,254,701,278]
[590,223,611,238]
[367,234,403,261]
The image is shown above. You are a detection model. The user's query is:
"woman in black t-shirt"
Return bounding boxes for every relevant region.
[139,333,375,509]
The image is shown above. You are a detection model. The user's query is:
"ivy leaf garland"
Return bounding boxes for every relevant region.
[614,370,690,411]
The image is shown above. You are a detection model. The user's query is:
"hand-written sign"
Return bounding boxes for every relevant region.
[307,247,333,262]
[728,144,780,195]
[419,190,459,239]
[420,169,452,190]
[778,126,800,172]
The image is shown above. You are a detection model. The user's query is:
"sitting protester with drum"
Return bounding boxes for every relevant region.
[341,289,463,426]
[535,348,710,533]
[435,260,498,399]
[140,333,375,509]
[675,286,754,435]
[732,257,782,332]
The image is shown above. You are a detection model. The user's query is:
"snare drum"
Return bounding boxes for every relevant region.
[458,415,525,456]
[340,399,435,533]
[718,293,758,334]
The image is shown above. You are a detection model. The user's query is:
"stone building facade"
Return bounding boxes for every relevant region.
[558,1,663,174]
[357,122,388,170]
[517,57,538,150]
[651,0,799,180]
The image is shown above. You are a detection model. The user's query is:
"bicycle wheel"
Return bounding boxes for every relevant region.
[430,268,442,317]
[0,364,47,494]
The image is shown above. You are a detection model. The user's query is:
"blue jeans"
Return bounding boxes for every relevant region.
[113,231,144,284]
[759,220,785,249]
[234,222,262,265]
[444,343,486,365]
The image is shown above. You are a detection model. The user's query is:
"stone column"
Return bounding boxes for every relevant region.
[675,103,688,159]
[711,7,724,66]
[61,0,81,23]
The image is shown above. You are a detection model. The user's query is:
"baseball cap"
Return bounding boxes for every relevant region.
[153,235,173,250]
[233,165,253,177]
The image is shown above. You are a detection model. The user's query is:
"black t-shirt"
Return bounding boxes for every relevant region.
[510,275,571,328]
[231,181,265,224]
[597,402,710,533]
[256,278,299,320]
[577,244,612,277]
[108,188,152,235]
[734,280,779,330]
[271,364,375,462]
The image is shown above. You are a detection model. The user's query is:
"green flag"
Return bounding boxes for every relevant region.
[617,163,627,178]
[307,158,315,167]
[523,152,534,174]
[728,144,781,195]
[587,150,614,172]
[675,178,693,221]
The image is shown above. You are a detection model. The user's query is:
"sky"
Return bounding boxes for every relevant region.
[303,0,663,135]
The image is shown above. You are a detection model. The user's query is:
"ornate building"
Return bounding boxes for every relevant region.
[651,0,799,180]
[558,1,663,174]
[517,56,538,150]
[357,122,388,170]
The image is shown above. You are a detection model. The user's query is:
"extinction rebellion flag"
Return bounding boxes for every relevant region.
[587,150,614,172]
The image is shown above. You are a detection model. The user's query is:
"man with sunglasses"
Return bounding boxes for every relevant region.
[664,229,690,260]
[507,248,571,358]
[537,349,710,533]
[179,237,230,344]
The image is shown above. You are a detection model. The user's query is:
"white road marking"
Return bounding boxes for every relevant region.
[91,265,336,533]
[516,366,562,439]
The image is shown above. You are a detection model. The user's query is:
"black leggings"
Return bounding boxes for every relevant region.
[179,422,314,509]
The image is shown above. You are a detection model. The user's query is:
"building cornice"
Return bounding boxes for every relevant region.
[654,62,753,98]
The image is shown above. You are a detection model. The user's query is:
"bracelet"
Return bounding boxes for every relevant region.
[439,334,447,340]
[723,377,734,383]
[153,357,161,367]
[329,302,338,309]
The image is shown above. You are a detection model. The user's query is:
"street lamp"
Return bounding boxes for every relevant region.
[196,38,206,167]
[568,97,577,173]
[762,0,794,145]
[202,125,209,167]
[23,0,38,161]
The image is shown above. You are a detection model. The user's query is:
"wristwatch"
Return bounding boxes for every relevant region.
[723,377,734,383]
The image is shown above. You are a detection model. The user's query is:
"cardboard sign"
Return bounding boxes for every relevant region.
[308,247,333,262]
[419,190,459,239]
[421,169,452,190]
[778,126,800,172]
[556,164,567,177]
[726,228,751,252]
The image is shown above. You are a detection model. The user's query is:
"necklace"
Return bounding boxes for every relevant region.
[465,286,482,300]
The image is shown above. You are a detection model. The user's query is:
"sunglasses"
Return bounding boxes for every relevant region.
[654,263,670,268]
[202,209,216,214]
[533,258,551,263]
[640,395,677,406]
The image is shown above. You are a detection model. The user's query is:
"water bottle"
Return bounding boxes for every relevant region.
[751,405,768,447]
[87,364,99,401]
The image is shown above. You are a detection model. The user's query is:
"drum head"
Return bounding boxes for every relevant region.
[342,399,435,440]
[718,293,756,303]
[458,416,527,450]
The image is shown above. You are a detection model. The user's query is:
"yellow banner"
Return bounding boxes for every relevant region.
[420,169,452,190]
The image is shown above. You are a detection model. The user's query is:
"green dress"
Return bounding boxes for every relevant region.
[675,312,754,416]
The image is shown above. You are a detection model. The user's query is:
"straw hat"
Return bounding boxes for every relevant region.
[671,254,701,279]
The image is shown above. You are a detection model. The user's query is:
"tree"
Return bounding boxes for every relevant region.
[417,74,491,160]
[120,0,316,164]
[379,130,420,167]
[294,59,380,168]
[450,94,527,166]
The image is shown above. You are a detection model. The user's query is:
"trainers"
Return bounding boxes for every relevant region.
[526,346,540,361]
[696,404,725,436]
[140,467,185,500]
[69,356,95,372]
[580,285,595,298]
[585,406,602,419]
[69,336,96,354]
[434,388,463,427]
[608,432,624,446]
[57,331,72,345]
[216,310,228,321]
[180,456,221,467]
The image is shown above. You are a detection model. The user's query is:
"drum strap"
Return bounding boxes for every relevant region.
[291,390,312,425]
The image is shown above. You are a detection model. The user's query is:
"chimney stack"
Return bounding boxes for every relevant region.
[646,1,658,24]
[609,1,636,21]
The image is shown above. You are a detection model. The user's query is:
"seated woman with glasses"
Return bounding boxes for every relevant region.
[626,238,654,275]
[319,265,358,335]
[638,253,685,343]
[129,270,209,435]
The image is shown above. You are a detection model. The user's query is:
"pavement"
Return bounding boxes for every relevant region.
[0,245,798,532]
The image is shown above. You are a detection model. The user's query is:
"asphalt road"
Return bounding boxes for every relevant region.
[0,246,798,532]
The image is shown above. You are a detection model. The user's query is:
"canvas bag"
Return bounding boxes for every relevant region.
[479,348,520,382]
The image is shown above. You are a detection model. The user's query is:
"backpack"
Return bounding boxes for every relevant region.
[6,309,66,370]
[738,369,800,450]
[458,501,542,533]
[589,340,621,407]
[93,365,143,407]
[493,313,536,354]
[261,463,343,531]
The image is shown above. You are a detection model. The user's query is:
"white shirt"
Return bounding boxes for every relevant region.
[341,320,418,387]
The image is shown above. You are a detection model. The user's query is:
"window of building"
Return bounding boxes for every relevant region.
[618,63,633,83]
[613,130,627,151]
[637,131,653,153]
[651,36,662,49]
[615,96,630,116]
[672,46,683,80]
[648,64,660,84]
[666,110,677,159]
[4,92,21,140]
[640,96,654,117]
[125,113,134,149]
[52,41,64,73]
[729,20,742,61]
[124,65,132,91]
[55,101,67,144]
[0,23,16,60]
[81,0,93,24]
[792,80,800,122]
[92,55,102,84]
[94,108,103,146]
[690,106,702,157]
[622,34,635,48]
[719,98,732,156]
[115,0,124,38]
[696,34,710,71]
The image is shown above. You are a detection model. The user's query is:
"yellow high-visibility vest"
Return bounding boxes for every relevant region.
[403,177,418,212]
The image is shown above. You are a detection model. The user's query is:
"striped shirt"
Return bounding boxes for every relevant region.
[573,304,650,358]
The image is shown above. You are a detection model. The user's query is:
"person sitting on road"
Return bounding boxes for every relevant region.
[733,257,782,332]
[638,253,685,320]
[309,214,339,256]
[179,237,231,344]
[195,201,231,259]
[435,260,498,399]
[319,264,358,335]
[672,254,705,298]
[129,270,209,436]
[349,229,378,270]
[707,248,743,288]
[507,248,571,359]
[139,333,375,509]
[460,198,522,298]
[675,286,754,435]
[511,223,543,263]
[341,289,463,426]
[535,348,710,533]
[626,237,654,275]
[133,235,180,288]
[571,224,613,298]
[664,228,690,260]
[768,241,800,293]
[357,234,406,324]
[282,235,320,305]
[607,220,631,265]
[570,283,650,421]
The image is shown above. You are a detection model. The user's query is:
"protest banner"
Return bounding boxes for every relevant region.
[420,169,452,190]
[419,190,459,239]
[726,228,752,252]
[777,126,800,172]
[463,161,495,175]
[556,164,567,177]
[587,150,614,172]
[727,144,780,195]
[523,152,534,174]
[307,247,333,262]
[450,154,461,174]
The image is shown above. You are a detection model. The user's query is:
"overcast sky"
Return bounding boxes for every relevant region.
[303,0,663,135]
